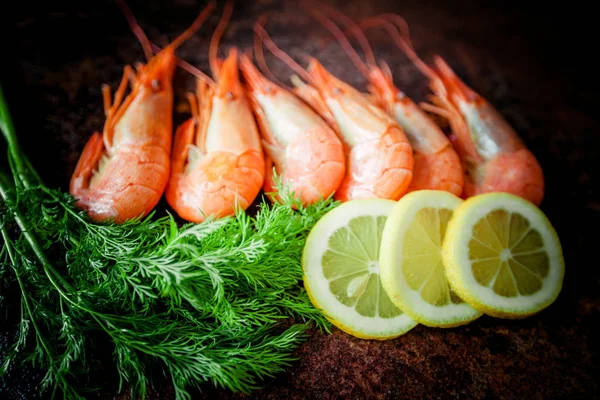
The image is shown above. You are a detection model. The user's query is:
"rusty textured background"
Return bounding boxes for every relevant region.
[1,0,599,398]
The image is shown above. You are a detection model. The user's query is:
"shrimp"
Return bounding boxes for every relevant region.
[375,14,544,205]
[165,2,265,223]
[368,65,464,196]
[311,7,464,196]
[69,1,216,223]
[238,33,345,206]
[253,17,413,202]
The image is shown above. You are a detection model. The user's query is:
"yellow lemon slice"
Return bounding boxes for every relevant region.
[302,199,418,339]
[443,192,565,318]
[379,190,482,327]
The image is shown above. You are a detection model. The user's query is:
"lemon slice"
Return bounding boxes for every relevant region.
[379,190,482,327]
[443,192,565,318]
[302,199,418,339]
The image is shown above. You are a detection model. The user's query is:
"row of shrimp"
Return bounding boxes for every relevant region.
[69,0,544,225]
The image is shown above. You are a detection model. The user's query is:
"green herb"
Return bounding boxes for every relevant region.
[0,82,336,399]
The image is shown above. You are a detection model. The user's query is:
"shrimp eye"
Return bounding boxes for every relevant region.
[151,79,162,92]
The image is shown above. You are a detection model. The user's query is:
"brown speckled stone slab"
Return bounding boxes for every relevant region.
[1,0,599,399]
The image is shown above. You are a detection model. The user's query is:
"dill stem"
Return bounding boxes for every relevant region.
[0,83,41,188]
[0,172,155,355]
[0,225,60,382]
[0,175,76,297]
[0,174,109,321]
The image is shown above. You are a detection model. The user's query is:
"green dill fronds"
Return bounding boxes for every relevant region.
[0,83,337,399]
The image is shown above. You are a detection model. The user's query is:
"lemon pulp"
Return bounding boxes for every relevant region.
[303,199,418,339]
[402,208,463,306]
[443,192,564,318]
[380,190,481,327]
[324,215,402,318]
[469,210,549,297]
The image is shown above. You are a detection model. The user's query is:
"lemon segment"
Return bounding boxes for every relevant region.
[379,190,482,327]
[302,199,418,339]
[443,192,564,318]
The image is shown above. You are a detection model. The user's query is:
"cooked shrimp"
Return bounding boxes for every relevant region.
[368,66,464,196]
[165,2,264,222]
[239,50,345,206]
[375,14,544,205]
[254,18,413,202]
[311,7,463,196]
[69,1,216,223]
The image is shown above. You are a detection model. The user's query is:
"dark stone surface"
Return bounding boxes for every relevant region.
[1,0,599,399]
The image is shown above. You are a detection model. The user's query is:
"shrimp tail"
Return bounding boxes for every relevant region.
[171,119,197,175]
[70,132,104,196]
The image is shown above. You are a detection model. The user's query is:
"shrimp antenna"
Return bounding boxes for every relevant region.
[253,13,284,86]
[167,1,217,51]
[115,0,216,61]
[253,15,315,85]
[209,0,234,80]
[309,1,376,66]
[358,16,437,81]
[300,1,371,80]
[114,0,153,61]
[149,42,216,88]
[376,13,414,48]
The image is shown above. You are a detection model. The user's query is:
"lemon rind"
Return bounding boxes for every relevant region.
[443,193,565,318]
[380,190,482,327]
[302,199,418,338]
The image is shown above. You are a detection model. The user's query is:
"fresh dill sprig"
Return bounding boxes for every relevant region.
[0,83,337,399]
